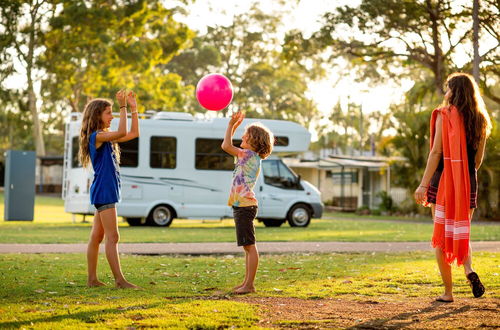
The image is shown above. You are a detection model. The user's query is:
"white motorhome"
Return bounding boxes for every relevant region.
[62,112,323,227]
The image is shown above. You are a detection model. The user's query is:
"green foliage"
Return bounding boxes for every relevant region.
[41,0,194,113]
[0,90,34,158]
[389,106,432,189]
[166,4,321,126]
[477,119,500,219]
[288,0,499,100]
[377,191,394,212]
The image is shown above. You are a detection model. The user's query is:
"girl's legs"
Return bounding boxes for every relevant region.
[463,209,475,275]
[234,244,258,294]
[232,252,249,291]
[87,211,106,287]
[432,204,454,301]
[99,207,138,288]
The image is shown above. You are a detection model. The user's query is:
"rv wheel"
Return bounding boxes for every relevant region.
[262,219,285,227]
[147,205,174,227]
[125,217,143,226]
[287,203,311,227]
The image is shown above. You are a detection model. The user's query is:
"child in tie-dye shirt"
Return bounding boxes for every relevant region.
[221,111,274,294]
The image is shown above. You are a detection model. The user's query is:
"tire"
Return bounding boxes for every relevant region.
[125,217,143,226]
[287,203,311,227]
[146,205,175,227]
[262,219,285,227]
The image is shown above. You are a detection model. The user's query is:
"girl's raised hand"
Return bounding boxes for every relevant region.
[229,111,245,127]
[127,91,137,110]
[116,89,127,108]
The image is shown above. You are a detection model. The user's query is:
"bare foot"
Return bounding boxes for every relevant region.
[232,283,245,291]
[233,286,256,294]
[87,280,106,287]
[435,294,454,303]
[116,280,140,289]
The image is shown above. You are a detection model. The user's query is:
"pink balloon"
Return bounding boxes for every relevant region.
[196,74,233,111]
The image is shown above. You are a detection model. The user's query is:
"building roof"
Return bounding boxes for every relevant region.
[283,156,389,170]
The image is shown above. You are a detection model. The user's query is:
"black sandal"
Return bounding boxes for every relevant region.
[466,272,485,298]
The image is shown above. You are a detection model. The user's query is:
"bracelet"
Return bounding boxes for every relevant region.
[419,185,429,189]
[131,111,138,114]
[120,106,127,109]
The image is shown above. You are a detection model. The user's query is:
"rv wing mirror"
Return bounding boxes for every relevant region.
[296,174,301,184]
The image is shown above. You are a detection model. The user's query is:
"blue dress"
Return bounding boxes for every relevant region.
[89,131,121,205]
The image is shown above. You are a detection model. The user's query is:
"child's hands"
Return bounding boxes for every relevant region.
[116,89,127,108]
[229,111,245,128]
[127,90,137,110]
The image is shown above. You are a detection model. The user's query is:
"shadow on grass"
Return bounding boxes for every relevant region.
[0,302,155,328]
[348,303,471,329]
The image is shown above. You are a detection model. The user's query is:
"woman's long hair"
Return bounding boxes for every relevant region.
[79,98,120,168]
[443,72,492,149]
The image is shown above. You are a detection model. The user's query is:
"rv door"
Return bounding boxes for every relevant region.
[259,159,300,219]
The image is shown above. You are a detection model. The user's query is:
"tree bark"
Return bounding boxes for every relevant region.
[472,0,480,83]
[426,0,445,96]
[27,0,45,156]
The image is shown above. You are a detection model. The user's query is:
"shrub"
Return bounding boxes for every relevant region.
[377,191,394,211]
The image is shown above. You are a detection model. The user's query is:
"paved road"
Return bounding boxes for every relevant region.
[0,241,498,255]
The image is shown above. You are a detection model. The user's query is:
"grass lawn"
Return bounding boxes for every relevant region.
[1,194,500,243]
[0,252,498,328]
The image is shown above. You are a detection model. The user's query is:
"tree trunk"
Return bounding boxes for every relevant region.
[27,0,45,156]
[27,76,45,156]
[472,0,480,83]
[427,0,445,96]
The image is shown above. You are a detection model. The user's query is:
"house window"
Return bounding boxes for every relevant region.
[118,138,139,167]
[150,136,176,169]
[195,138,242,171]
[330,171,358,184]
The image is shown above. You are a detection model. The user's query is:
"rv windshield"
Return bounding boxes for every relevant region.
[262,159,302,190]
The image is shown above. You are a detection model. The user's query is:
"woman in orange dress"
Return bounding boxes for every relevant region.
[414,72,492,302]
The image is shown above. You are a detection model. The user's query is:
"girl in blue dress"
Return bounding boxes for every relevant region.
[79,90,140,288]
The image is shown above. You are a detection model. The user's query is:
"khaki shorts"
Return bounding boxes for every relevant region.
[233,206,258,246]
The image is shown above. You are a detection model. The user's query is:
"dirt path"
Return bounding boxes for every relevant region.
[1,241,499,254]
[231,296,500,329]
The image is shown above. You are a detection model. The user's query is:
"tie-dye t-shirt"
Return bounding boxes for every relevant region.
[227,149,261,207]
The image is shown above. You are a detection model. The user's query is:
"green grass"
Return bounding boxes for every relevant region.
[325,210,429,221]
[0,252,499,328]
[1,194,500,243]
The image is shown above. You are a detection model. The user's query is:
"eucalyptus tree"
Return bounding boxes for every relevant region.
[0,0,56,156]
[167,4,322,126]
[284,0,499,102]
[41,0,194,114]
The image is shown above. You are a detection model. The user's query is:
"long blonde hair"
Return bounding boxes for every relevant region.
[442,72,492,149]
[245,123,274,159]
[79,98,120,168]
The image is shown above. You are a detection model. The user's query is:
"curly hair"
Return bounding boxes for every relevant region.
[245,123,274,159]
[79,98,120,168]
[442,72,492,150]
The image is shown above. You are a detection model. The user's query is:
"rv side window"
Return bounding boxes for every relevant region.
[275,136,289,146]
[119,138,139,167]
[150,136,176,169]
[71,137,81,168]
[195,138,242,171]
[262,160,301,190]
